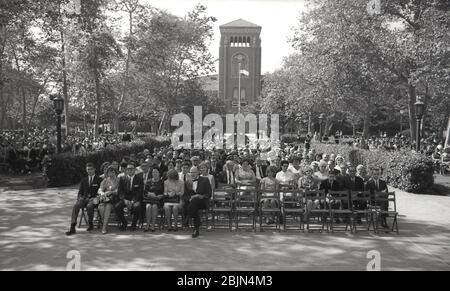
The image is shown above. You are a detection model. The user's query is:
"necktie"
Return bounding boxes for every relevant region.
[376,180,379,190]
[129,177,133,191]
[89,176,92,187]
[183,174,186,182]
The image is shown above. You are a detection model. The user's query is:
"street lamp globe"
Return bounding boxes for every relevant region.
[319,113,325,123]
[414,100,425,119]
[53,95,65,115]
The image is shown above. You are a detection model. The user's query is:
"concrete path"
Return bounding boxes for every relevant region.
[0,184,449,271]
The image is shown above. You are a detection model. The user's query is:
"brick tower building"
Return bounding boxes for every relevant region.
[219,19,262,113]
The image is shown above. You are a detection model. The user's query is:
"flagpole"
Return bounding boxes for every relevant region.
[238,62,241,115]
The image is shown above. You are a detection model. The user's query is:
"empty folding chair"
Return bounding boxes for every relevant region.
[212,188,235,230]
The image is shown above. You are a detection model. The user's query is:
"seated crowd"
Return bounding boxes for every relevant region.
[0,128,134,175]
[66,145,391,238]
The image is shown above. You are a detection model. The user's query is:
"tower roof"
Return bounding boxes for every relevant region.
[220,19,261,28]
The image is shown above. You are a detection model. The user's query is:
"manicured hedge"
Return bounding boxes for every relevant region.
[312,142,434,194]
[45,137,170,187]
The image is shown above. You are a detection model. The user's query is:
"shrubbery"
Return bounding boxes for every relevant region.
[45,137,170,187]
[312,142,434,194]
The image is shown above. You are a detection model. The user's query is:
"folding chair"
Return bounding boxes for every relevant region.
[281,189,305,232]
[259,189,282,231]
[305,190,329,232]
[79,205,101,229]
[350,191,375,233]
[374,192,399,234]
[328,190,353,233]
[78,207,89,228]
[212,188,235,230]
[235,188,258,232]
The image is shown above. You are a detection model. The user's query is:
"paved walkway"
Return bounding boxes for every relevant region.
[0,184,449,271]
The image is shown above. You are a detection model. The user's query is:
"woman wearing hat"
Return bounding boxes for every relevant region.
[98,166,120,234]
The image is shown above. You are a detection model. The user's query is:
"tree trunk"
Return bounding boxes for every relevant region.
[407,84,417,143]
[362,100,372,139]
[21,87,27,136]
[61,30,70,136]
[158,111,167,135]
[0,97,5,131]
[94,69,101,140]
[115,10,134,134]
[0,24,6,131]
[307,112,311,134]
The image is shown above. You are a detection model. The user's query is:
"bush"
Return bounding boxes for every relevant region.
[45,137,170,187]
[311,142,434,194]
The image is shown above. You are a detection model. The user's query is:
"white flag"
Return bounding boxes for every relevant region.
[240,69,249,76]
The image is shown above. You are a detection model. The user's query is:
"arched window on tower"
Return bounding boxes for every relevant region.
[233,87,239,102]
[241,88,247,103]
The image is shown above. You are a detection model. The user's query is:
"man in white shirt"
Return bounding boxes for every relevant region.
[288,157,302,181]
[313,160,329,182]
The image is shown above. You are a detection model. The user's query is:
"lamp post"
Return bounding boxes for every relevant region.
[399,109,407,134]
[52,94,65,154]
[414,99,425,152]
[318,113,325,142]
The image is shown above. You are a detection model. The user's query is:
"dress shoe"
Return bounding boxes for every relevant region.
[192,229,200,238]
[65,228,76,236]
[87,224,94,232]
[65,224,76,236]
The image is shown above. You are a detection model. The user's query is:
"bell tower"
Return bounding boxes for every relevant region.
[219,19,262,113]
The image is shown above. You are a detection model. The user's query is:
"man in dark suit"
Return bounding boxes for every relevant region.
[122,131,132,142]
[253,157,268,182]
[186,166,212,238]
[365,167,388,228]
[343,166,366,223]
[343,166,365,191]
[66,163,102,235]
[117,163,144,231]
[320,170,343,223]
[154,156,168,177]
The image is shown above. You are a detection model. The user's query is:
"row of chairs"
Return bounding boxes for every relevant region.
[210,187,399,234]
[79,188,399,234]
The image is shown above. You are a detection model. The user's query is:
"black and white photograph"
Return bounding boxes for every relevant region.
[0,0,449,273]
